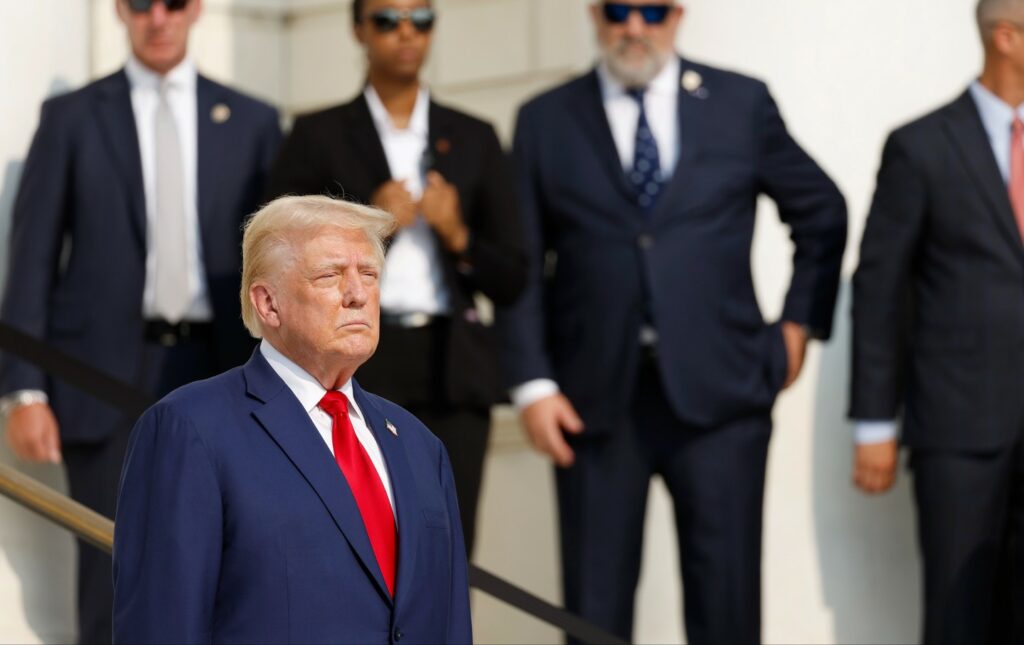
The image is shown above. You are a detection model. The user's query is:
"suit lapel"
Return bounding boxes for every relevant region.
[943,90,1023,252]
[427,101,455,179]
[196,75,227,252]
[350,380,421,606]
[651,57,704,221]
[243,352,394,606]
[572,70,637,203]
[345,94,393,187]
[94,70,146,249]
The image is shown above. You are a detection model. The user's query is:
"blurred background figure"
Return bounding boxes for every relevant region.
[498,1,846,642]
[266,0,524,557]
[851,0,1024,640]
[0,0,280,641]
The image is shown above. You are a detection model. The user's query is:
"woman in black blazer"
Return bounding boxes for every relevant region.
[266,0,525,556]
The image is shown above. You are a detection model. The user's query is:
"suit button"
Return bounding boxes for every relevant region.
[637,234,653,250]
[393,627,404,641]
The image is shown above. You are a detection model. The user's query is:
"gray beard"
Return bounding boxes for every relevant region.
[602,42,671,88]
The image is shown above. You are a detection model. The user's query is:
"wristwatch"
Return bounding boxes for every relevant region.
[0,390,49,419]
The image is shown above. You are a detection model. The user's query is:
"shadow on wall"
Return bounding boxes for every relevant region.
[811,281,921,644]
[0,161,21,289]
[0,440,76,644]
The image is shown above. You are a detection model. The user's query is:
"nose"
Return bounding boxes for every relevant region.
[341,271,369,309]
[396,17,417,40]
[624,9,647,37]
[149,0,168,24]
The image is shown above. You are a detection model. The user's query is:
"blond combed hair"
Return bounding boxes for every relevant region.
[239,195,396,338]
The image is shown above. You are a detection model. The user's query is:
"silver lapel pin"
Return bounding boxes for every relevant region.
[681,70,709,99]
[211,103,231,124]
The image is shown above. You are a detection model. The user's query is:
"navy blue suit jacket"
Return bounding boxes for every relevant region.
[852,90,1024,452]
[498,59,847,431]
[113,350,472,644]
[0,70,281,442]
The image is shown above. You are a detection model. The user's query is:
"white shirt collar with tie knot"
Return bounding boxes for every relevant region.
[124,53,197,94]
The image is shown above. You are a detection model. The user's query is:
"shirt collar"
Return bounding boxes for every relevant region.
[259,340,362,420]
[124,53,197,92]
[364,83,430,138]
[597,55,681,101]
[969,79,1024,136]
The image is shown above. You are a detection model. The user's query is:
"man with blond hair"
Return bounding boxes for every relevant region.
[851,0,1024,640]
[113,195,471,644]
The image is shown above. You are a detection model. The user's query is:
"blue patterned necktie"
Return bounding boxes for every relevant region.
[627,87,662,213]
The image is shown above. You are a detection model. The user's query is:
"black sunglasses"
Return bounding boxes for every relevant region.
[125,0,190,12]
[602,3,672,25]
[366,8,436,33]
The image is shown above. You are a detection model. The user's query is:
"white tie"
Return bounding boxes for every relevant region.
[153,82,191,322]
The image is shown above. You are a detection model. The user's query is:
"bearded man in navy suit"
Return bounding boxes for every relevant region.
[497,1,847,642]
[113,195,471,644]
[0,1,280,641]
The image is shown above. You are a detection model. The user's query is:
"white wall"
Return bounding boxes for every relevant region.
[0,0,984,643]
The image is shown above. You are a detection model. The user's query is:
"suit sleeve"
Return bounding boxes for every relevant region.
[440,446,472,644]
[451,125,526,306]
[264,115,328,202]
[495,103,556,388]
[849,131,924,420]
[113,405,223,644]
[755,83,848,339]
[0,98,72,395]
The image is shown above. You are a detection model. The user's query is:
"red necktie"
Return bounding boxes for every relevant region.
[1009,116,1024,243]
[318,391,396,596]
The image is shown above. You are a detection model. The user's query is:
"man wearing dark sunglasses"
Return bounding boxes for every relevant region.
[266,0,525,560]
[0,0,281,641]
[498,1,847,643]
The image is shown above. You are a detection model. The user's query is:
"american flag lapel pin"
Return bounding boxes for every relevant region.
[386,419,398,436]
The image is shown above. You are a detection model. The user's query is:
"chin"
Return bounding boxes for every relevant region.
[140,47,184,69]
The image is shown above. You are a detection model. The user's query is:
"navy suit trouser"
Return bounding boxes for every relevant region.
[911,430,1024,645]
[556,350,772,645]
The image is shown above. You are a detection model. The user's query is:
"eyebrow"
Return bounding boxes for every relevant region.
[309,259,382,273]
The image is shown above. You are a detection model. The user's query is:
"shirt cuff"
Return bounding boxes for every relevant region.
[0,389,49,418]
[854,420,898,445]
[509,379,560,411]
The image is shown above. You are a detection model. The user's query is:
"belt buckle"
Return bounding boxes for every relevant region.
[159,331,178,347]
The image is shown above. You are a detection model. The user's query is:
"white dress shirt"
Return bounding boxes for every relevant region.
[852,80,1024,445]
[260,340,396,517]
[598,56,681,176]
[124,54,212,322]
[365,85,450,316]
[510,58,682,411]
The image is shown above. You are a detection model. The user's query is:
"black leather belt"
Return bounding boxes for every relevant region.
[144,320,214,347]
[380,312,445,329]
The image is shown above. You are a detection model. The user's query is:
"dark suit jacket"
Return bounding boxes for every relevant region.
[265,93,525,408]
[498,58,847,432]
[0,69,281,443]
[851,89,1024,452]
[113,349,472,644]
